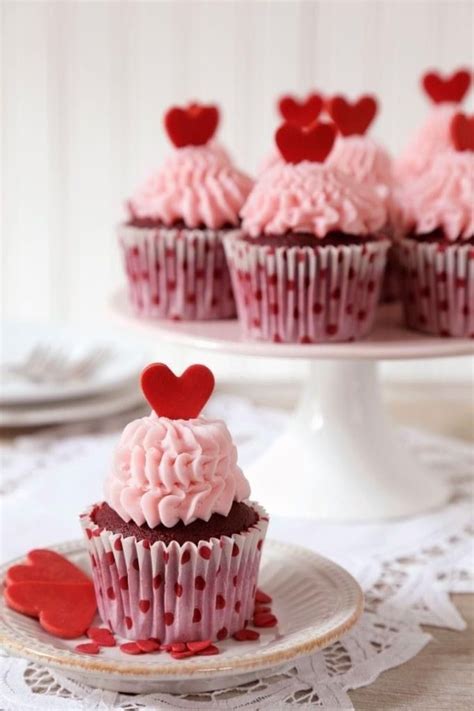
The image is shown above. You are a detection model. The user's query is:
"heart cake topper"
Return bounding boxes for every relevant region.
[164,103,220,148]
[450,112,474,152]
[278,92,324,127]
[275,120,337,164]
[326,95,378,137]
[422,68,472,104]
[141,363,215,420]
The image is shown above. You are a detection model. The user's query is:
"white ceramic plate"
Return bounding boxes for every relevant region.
[0,539,363,694]
[0,322,148,405]
[0,383,145,428]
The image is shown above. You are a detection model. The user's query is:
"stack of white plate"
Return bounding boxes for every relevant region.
[0,323,149,428]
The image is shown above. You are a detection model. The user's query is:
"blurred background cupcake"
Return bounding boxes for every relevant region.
[80,363,268,643]
[224,120,389,343]
[395,67,472,183]
[119,103,253,321]
[395,111,473,337]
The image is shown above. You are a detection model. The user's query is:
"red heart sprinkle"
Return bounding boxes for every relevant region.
[6,549,91,587]
[120,642,143,655]
[75,642,100,655]
[164,103,219,148]
[254,605,271,614]
[171,650,194,659]
[171,642,186,652]
[326,95,378,137]
[451,113,474,152]
[141,363,215,420]
[422,68,472,104]
[253,612,278,628]
[186,640,212,653]
[275,121,336,164]
[233,628,260,641]
[5,582,96,639]
[196,644,220,655]
[255,589,273,604]
[136,639,161,653]
[278,93,324,127]
[87,627,116,647]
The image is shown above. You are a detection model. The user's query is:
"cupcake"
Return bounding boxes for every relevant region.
[258,91,324,175]
[225,120,389,343]
[395,112,474,338]
[80,363,268,643]
[119,103,253,320]
[395,68,472,182]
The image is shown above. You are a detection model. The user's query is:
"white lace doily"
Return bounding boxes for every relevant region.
[0,395,472,710]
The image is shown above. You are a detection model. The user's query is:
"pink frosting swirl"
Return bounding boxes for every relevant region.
[129,145,253,230]
[400,150,474,240]
[241,161,387,238]
[395,105,457,182]
[104,414,251,528]
[328,136,393,201]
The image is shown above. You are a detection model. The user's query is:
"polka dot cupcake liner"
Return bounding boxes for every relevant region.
[118,224,239,320]
[80,502,268,644]
[395,238,473,337]
[224,235,390,343]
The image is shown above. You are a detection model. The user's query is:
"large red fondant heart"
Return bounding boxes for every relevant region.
[422,69,471,104]
[5,582,97,639]
[326,95,378,137]
[275,121,337,164]
[6,549,91,586]
[278,93,324,127]
[164,104,219,148]
[140,363,215,419]
[451,112,474,152]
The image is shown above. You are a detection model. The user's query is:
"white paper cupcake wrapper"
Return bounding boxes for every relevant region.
[80,502,268,644]
[224,235,389,342]
[396,238,474,337]
[118,224,239,320]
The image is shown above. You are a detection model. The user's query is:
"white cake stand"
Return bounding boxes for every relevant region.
[110,291,473,522]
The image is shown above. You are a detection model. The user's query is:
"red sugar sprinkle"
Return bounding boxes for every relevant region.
[171,642,186,652]
[233,629,260,642]
[75,642,100,655]
[196,644,220,656]
[136,639,161,653]
[255,589,272,604]
[171,650,194,659]
[86,627,116,647]
[253,612,278,628]
[120,642,143,655]
[186,640,212,653]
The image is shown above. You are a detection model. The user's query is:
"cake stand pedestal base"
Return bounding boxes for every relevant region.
[248,360,448,521]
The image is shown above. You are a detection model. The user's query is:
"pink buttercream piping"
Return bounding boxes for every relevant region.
[395,105,457,182]
[328,135,393,201]
[241,161,387,238]
[129,145,253,229]
[104,414,251,528]
[399,150,474,241]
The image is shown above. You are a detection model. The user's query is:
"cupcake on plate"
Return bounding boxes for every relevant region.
[258,91,324,175]
[119,103,253,320]
[395,68,472,182]
[225,120,389,343]
[80,363,268,643]
[396,112,474,337]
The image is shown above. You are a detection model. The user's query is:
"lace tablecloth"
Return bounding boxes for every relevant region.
[0,395,473,710]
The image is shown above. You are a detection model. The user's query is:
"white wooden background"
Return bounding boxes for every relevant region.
[2,0,473,381]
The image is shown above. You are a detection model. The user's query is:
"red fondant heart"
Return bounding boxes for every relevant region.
[5,582,97,639]
[6,549,91,587]
[451,112,474,152]
[275,121,337,164]
[278,93,324,127]
[422,69,472,104]
[140,363,215,419]
[164,104,219,148]
[326,95,378,137]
